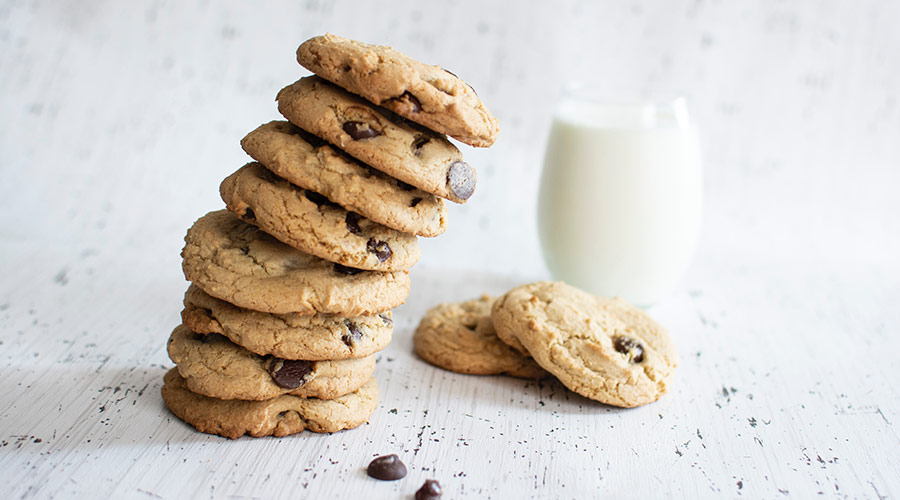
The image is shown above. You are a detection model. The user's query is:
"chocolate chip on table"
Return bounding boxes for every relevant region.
[410,197,422,207]
[613,336,645,363]
[366,454,407,481]
[266,358,314,389]
[415,479,442,499]
[345,212,363,235]
[378,313,393,326]
[342,320,362,346]
[333,263,364,275]
[343,121,380,140]
[447,161,475,200]
[366,238,392,262]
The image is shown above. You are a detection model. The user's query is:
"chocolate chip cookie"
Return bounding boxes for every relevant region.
[221,162,420,271]
[167,324,375,401]
[242,121,447,237]
[162,368,378,439]
[181,210,410,315]
[277,76,476,203]
[296,33,499,148]
[413,296,547,379]
[491,282,678,407]
[182,284,393,360]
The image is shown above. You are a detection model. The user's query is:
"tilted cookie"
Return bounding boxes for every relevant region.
[182,284,393,360]
[221,162,420,271]
[181,210,409,315]
[277,76,476,203]
[242,121,447,237]
[413,295,547,379]
[167,325,375,401]
[162,368,378,439]
[491,282,678,408]
[296,33,499,148]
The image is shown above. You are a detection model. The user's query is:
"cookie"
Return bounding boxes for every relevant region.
[296,33,499,148]
[161,368,378,439]
[182,284,393,360]
[167,324,376,401]
[277,76,476,204]
[413,295,547,379]
[491,282,678,408]
[220,162,420,271]
[241,121,447,237]
[181,210,410,315]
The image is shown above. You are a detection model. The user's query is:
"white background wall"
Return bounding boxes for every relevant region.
[2,0,898,280]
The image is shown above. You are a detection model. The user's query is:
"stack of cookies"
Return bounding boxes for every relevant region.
[414,282,678,408]
[162,34,498,438]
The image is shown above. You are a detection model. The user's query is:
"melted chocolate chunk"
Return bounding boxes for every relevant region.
[412,134,430,153]
[333,263,364,275]
[240,208,256,222]
[342,320,363,347]
[410,197,422,207]
[345,212,363,235]
[367,454,407,481]
[393,91,421,113]
[378,313,393,326]
[343,121,380,140]
[613,336,645,363]
[266,358,314,389]
[415,479,443,500]
[447,161,475,200]
[366,238,392,262]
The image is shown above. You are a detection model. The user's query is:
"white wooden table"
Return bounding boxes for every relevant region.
[2,1,899,498]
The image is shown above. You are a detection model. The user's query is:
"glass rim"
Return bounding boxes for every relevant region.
[559,81,691,109]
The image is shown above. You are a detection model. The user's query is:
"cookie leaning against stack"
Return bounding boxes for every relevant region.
[161,33,498,438]
[413,282,678,408]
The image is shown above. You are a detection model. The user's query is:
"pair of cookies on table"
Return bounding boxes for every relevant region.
[414,282,678,408]
[163,33,499,438]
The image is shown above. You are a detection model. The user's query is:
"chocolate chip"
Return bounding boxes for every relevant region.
[366,454,407,481]
[240,208,256,222]
[416,479,442,499]
[447,161,475,200]
[366,238,392,262]
[333,263,364,275]
[239,246,250,255]
[345,212,363,235]
[613,336,645,363]
[392,91,421,113]
[378,313,393,326]
[397,180,416,191]
[410,197,422,207]
[304,189,338,208]
[266,358,314,389]
[412,134,430,152]
[342,320,363,346]
[343,121,380,140]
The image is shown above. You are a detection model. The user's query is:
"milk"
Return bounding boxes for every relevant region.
[538,94,702,306]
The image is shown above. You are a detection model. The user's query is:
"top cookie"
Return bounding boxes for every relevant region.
[277,76,476,204]
[413,295,547,379]
[491,282,678,408]
[242,121,447,237]
[181,210,410,315]
[297,33,499,148]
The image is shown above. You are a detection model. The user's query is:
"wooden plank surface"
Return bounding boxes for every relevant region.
[1,1,898,498]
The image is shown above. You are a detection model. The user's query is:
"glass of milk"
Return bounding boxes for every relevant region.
[538,83,702,307]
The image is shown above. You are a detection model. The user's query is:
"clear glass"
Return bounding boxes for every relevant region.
[538,83,703,307]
